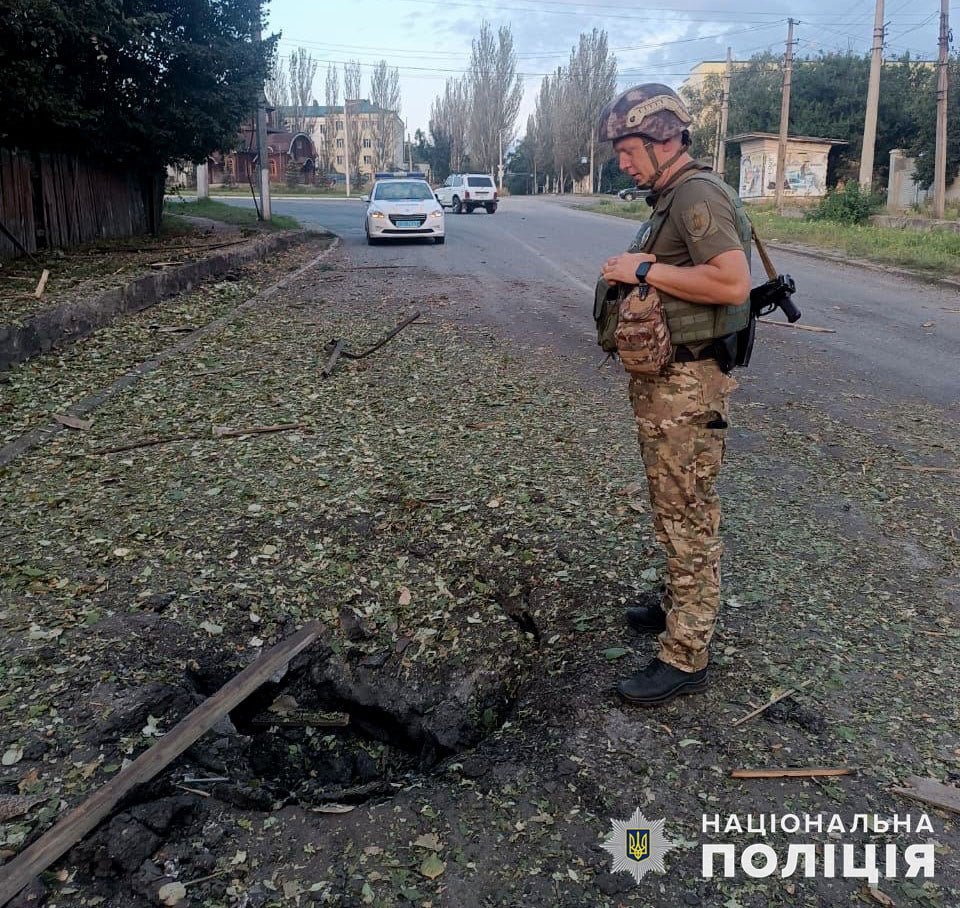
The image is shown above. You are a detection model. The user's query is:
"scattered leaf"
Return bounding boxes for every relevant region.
[419,853,446,880]
[199,620,223,635]
[602,647,629,661]
[413,832,443,851]
[158,881,187,906]
[398,586,412,606]
[2,746,24,766]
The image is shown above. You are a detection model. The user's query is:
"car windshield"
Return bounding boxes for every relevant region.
[374,181,434,201]
[467,176,494,187]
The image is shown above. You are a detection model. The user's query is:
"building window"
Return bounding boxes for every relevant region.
[363,138,371,149]
[336,138,344,149]
[336,120,343,130]
[336,155,343,165]
[363,155,371,164]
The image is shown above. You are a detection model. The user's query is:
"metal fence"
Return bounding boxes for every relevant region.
[0,149,148,259]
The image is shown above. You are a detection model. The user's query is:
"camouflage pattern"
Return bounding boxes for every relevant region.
[628,360,738,672]
[615,286,672,375]
[597,84,692,144]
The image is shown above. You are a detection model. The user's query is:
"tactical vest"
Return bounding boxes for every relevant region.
[630,167,752,345]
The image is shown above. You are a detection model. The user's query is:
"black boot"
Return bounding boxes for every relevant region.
[625,591,667,634]
[617,658,708,706]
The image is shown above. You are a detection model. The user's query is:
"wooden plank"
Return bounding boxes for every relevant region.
[0,621,322,907]
[731,767,854,779]
[892,776,960,815]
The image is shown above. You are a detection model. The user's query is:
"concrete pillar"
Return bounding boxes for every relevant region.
[887,149,904,212]
[196,162,210,200]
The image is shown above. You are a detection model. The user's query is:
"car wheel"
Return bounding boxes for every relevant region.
[434,236,445,245]
[452,196,462,214]
[623,191,636,201]
[366,232,378,246]
[485,204,497,214]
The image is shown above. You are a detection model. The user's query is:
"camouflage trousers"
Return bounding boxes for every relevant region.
[628,359,738,672]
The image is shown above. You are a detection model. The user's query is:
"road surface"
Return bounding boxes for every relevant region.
[223,194,960,415]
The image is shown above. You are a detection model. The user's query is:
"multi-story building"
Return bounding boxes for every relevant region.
[283,102,404,181]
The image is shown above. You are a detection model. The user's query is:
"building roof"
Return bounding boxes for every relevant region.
[726,132,847,146]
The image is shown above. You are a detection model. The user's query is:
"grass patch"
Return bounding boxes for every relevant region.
[579,199,960,278]
[749,207,960,278]
[164,198,299,231]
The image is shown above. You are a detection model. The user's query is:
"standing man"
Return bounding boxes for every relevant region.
[596,85,752,706]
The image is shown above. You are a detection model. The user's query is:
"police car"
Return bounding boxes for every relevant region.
[364,176,445,245]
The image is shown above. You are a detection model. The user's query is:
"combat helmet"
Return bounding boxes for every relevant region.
[597,84,692,144]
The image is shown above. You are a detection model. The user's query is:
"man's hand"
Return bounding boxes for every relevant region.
[600,252,656,285]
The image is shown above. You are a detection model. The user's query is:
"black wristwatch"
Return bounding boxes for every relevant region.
[635,260,654,299]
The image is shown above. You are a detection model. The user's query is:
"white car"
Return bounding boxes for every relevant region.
[364,179,445,245]
[435,173,498,214]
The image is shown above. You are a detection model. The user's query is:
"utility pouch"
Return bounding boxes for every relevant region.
[593,278,621,354]
[614,285,672,375]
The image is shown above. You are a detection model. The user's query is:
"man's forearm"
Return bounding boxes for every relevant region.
[647,260,749,306]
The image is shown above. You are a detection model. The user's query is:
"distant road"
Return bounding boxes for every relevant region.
[219,194,960,412]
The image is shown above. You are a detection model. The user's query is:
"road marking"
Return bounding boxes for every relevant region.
[491,225,595,295]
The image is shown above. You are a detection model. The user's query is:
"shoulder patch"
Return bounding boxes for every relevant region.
[680,200,716,240]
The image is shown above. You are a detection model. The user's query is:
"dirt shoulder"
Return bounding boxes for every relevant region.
[0,242,958,907]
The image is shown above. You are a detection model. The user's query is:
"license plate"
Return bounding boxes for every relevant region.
[396,219,419,228]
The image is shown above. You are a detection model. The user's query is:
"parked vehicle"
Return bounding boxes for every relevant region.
[435,173,498,214]
[618,186,650,202]
[364,179,445,245]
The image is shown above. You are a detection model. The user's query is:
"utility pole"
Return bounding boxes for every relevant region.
[858,0,885,189]
[344,99,352,198]
[775,18,796,213]
[497,131,505,193]
[254,4,271,221]
[716,46,732,179]
[933,0,950,219]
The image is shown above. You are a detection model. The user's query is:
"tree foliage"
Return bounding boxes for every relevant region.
[322,63,340,175]
[466,22,523,172]
[681,51,959,191]
[370,60,401,171]
[0,0,275,172]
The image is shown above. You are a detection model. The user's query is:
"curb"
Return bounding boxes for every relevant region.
[765,241,960,293]
[0,230,316,371]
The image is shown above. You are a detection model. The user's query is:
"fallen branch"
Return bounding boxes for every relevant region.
[212,422,305,439]
[33,269,50,298]
[321,339,343,378]
[339,312,422,360]
[892,776,960,814]
[758,318,837,334]
[0,622,322,908]
[897,464,960,475]
[731,767,854,780]
[731,678,814,727]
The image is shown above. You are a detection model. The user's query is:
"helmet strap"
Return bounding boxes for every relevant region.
[641,140,687,190]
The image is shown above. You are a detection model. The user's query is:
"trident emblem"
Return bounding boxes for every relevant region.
[626,829,650,862]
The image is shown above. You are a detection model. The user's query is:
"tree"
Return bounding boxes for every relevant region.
[287,47,318,134]
[907,55,960,189]
[343,59,363,183]
[370,60,401,171]
[564,29,617,191]
[681,51,945,190]
[322,63,340,175]
[0,0,275,230]
[467,22,522,173]
[265,57,290,112]
[428,77,469,179]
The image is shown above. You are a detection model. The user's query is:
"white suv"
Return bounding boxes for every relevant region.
[435,173,498,214]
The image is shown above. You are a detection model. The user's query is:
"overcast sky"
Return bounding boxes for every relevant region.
[267,0,947,142]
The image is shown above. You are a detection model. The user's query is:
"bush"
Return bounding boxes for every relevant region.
[807,183,884,225]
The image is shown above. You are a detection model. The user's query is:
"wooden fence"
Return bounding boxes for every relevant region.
[0,150,148,259]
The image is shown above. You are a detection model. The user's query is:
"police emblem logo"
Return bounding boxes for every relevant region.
[602,808,674,883]
[681,201,715,239]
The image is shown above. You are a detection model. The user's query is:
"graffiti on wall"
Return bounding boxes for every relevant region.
[739,144,829,198]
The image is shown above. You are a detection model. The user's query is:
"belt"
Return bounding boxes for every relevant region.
[674,344,716,363]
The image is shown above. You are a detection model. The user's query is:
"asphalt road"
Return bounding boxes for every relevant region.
[221,195,960,412]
